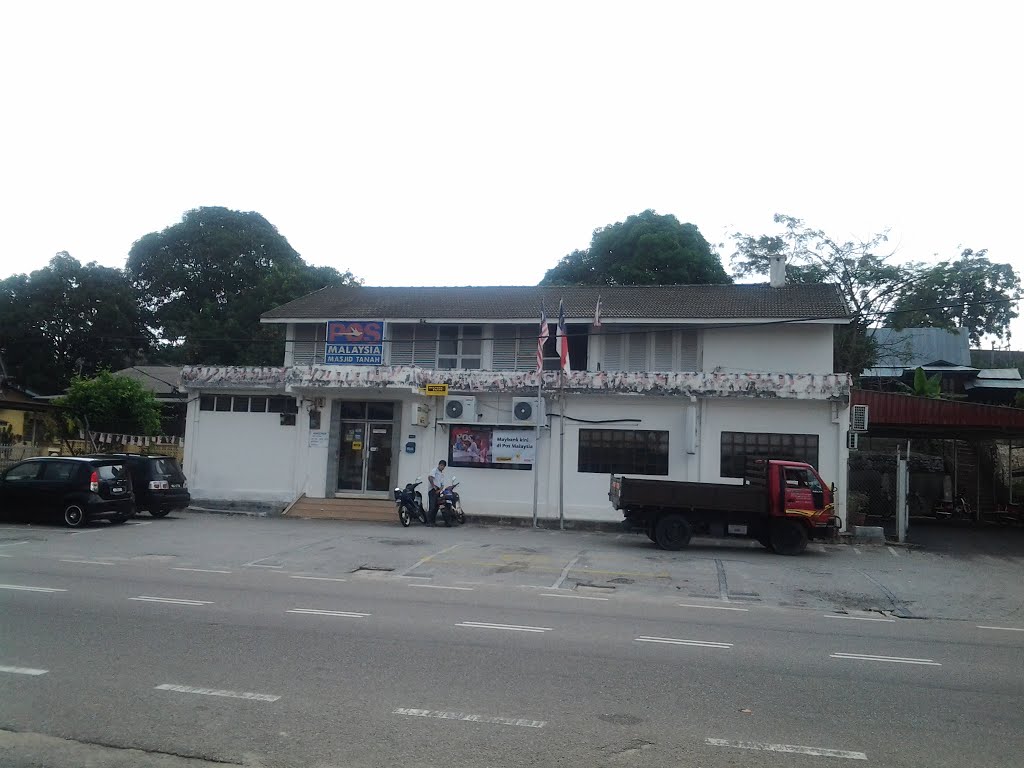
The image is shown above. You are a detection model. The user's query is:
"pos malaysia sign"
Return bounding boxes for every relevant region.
[324,321,384,365]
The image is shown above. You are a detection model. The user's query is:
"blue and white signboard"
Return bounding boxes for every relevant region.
[324,321,384,365]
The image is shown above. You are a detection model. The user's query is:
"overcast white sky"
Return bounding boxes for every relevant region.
[1,1,1021,342]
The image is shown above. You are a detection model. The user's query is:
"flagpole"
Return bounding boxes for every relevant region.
[532,368,542,529]
[558,366,565,531]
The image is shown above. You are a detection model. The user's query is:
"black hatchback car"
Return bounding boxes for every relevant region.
[87,454,190,517]
[0,456,135,527]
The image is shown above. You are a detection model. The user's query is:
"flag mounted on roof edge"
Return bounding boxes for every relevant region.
[593,294,602,328]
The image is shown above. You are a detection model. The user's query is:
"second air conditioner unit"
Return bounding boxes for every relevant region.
[443,396,477,423]
[511,397,546,425]
[847,431,860,451]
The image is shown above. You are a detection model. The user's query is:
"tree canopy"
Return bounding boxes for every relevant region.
[55,370,162,436]
[126,207,360,365]
[540,210,730,286]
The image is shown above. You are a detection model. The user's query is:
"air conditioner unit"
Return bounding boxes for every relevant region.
[847,431,860,451]
[851,404,869,432]
[511,397,546,425]
[443,396,477,423]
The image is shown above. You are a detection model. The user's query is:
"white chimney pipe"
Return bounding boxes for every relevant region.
[769,254,787,288]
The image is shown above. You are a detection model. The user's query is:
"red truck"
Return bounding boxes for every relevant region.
[609,459,839,555]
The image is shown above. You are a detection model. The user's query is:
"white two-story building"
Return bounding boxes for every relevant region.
[181,281,853,525]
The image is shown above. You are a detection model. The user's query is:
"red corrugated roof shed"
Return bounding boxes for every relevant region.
[852,390,1024,435]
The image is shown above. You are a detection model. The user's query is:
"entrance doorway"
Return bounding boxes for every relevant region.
[336,401,395,495]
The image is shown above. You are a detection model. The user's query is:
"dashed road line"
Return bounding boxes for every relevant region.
[825,614,896,623]
[0,541,28,548]
[636,636,732,649]
[409,583,473,591]
[0,666,48,676]
[287,608,371,618]
[244,564,284,569]
[540,593,609,601]
[887,546,900,557]
[977,625,1024,632]
[830,652,940,666]
[706,738,866,760]
[69,528,106,536]
[0,584,67,593]
[393,708,546,728]
[172,567,232,574]
[287,575,347,582]
[129,596,212,606]
[60,559,115,566]
[677,603,749,612]
[155,683,279,702]
[455,621,552,634]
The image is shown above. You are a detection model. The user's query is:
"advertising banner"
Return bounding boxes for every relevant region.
[324,321,384,365]
[449,426,535,470]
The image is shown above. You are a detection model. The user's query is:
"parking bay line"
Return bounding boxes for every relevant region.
[455,621,552,633]
[172,567,232,574]
[706,738,867,760]
[0,666,49,676]
[155,683,279,702]
[0,584,67,593]
[287,575,347,582]
[677,603,749,612]
[977,625,1024,632]
[393,708,546,728]
[825,614,896,623]
[636,636,732,649]
[541,593,608,601]
[129,596,212,606]
[409,583,474,591]
[397,542,464,577]
[60,559,115,566]
[830,652,941,666]
[287,608,371,618]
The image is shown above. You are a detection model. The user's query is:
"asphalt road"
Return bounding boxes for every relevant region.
[2,514,1023,767]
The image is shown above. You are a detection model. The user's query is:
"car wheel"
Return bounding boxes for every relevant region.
[110,515,128,525]
[654,514,691,551]
[150,508,171,518]
[63,504,86,528]
[769,519,808,556]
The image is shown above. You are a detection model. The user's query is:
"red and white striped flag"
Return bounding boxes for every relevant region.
[537,306,549,373]
[593,294,602,328]
[557,299,570,372]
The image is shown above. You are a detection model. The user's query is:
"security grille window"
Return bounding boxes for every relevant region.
[578,429,670,475]
[720,431,819,478]
[492,324,540,371]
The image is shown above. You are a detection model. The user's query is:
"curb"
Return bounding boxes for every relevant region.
[185,505,283,518]
[462,514,624,533]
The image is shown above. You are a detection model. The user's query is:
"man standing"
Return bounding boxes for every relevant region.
[426,459,448,526]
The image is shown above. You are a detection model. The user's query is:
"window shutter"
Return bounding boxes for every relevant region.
[292,324,318,365]
[492,326,517,369]
[603,331,623,371]
[652,330,673,371]
[515,324,536,370]
[412,325,437,367]
[389,324,414,366]
[679,330,698,371]
[628,332,647,371]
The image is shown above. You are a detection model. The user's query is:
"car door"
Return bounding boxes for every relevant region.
[783,466,823,518]
[38,460,81,515]
[0,460,45,517]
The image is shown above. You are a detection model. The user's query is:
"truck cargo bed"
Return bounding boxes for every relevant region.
[611,475,768,516]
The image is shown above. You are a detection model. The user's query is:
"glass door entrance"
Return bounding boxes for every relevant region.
[336,402,395,494]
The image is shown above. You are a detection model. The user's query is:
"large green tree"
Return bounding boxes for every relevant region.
[540,210,730,286]
[126,207,360,365]
[0,253,149,393]
[55,370,162,436]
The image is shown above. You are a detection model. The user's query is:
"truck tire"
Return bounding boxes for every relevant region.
[646,522,657,542]
[770,519,808,556]
[654,514,691,551]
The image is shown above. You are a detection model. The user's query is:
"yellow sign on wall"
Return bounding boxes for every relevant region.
[423,384,449,396]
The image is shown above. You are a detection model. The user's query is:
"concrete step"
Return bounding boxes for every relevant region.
[286,496,397,522]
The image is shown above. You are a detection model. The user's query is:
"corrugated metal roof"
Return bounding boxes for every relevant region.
[261,283,851,322]
[977,368,1022,380]
[852,389,1024,434]
[868,327,971,368]
[965,380,1024,390]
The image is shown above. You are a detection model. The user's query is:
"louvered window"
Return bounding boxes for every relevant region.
[292,324,325,365]
[492,324,544,370]
[389,324,438,367]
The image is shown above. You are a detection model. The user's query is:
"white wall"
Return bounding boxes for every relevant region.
[702,324,835,374]
[184,396,300,503]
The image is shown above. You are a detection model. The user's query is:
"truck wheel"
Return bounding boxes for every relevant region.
[770,519,808,556]
[757,535,774,552]
[654,514,691,551]
[645,522,657,542]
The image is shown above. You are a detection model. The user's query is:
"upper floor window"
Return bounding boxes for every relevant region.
[492,324,539,371]
[600,327,697,372]
[438,325,482,370]
[389,324,481,369]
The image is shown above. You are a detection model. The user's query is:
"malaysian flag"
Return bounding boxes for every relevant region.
[537,306,549,373]
[556,299,570,372]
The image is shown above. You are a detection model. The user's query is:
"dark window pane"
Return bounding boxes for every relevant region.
[214,396,231,412]
[42,462,76,482]
[338,401,366,419]
[249,396,267,413]
[367,402,394,420]
[720,431,819,478]
[577,429,669,475]
[5,462,41,481]
[268,397,286,414]
[199,396,214,411]
[232,397,249,412]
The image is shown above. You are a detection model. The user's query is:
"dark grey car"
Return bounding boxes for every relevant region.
[0,456,135,527]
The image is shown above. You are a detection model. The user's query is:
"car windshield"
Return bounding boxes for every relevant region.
[96,464,125,480]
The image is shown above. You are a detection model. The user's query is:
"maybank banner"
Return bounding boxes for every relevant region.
[324,321,384,365]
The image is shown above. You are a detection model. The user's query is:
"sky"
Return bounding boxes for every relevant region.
[1,1,1021,343]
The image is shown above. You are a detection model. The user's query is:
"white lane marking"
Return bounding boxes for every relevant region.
[677,603,749,612]
[853,547,862,555]
[393,708,545,728]
[172,567,232,574]
[706,738,867,760]
[455,621,552,633]
[288,575,347,582]
[825,614,896,623]
[409,583,474,591]
[0,540,29,548]
[69,528,105,536]
[397,542,464,577]
[396,574,432,580]
[0,553,15,557]
[0,666,49,676]
[831,652,940,666]
[245,564,284,569]
[60,559,115,566]
[287,608,371,618]
[541,593,609,601]
[129,596,212,606]
[551,554,581,589]
[887,546,900,557]
[0,584,67,593]
[636,636,732,649]
[977,625,1024,632]
[155,683,279,702]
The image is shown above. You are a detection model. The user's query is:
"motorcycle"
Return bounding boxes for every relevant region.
[438,480,466,526]
[394,477,426,527]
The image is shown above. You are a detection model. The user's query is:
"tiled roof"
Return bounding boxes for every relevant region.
[262,284,850,322]
[113,366,185,397]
